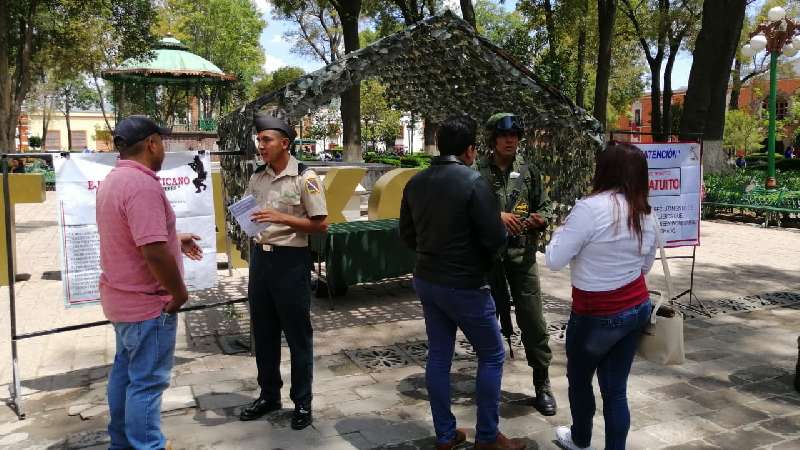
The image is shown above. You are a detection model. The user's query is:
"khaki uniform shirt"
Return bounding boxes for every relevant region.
[246,156,328,247]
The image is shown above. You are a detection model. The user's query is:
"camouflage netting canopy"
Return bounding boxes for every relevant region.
[219,11,603,253]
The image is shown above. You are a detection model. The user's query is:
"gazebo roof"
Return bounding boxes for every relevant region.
[102,36,236,84]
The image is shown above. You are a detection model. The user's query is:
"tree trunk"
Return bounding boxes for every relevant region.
[460,0,476,28]
[729,59,742,110]
[42,103,52,146]
[575,0,588,109]
[423,119,437,155]
[65,102,73,151]
[332,0,362,162]
[679,0,747,174]
[0,0,11,151]
[543,0,559,87]
[92,68,113,133]
[0,0,37,152]
[662,44,680,139]
[650,61,663,140]
[593,0,617,130]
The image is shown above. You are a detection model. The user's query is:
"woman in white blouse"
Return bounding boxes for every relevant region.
[545,143,657,450]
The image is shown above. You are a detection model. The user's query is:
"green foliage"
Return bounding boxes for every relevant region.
[724,109,767,155]
[254,66,307,97]
[360,80,402,151]
[744,153,784,163]
[272,0,342,64]
[28,136,42,149]
[777,158,800,171]
[704,169,800,207]
[158,0,267,97]
[475,0,534,66]
[3,0,157,149]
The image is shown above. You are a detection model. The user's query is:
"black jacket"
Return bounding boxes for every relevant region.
[399,155,507,289]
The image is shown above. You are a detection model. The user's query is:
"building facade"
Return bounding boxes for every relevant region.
[18,110,114,152]
[613,76,800,145]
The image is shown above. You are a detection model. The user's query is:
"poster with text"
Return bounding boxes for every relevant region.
[639,143,701,247]
[55,152,216,307]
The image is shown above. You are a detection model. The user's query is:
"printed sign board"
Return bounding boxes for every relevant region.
[55,152,216,307]
[639,143,702,247]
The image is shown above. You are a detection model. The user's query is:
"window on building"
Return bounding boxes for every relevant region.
[45,130,60,150]
[762,99,790,120]
[70,130,87,150]
[634,109,642,126]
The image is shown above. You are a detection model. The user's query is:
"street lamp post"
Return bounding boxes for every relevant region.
[741,6,800,189]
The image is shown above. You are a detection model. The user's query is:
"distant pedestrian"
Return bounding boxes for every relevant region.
[785,146,794,159]
[97,116,203,450]
[736,156,747,169]
[545,143,657,450]
[400,115,525,450]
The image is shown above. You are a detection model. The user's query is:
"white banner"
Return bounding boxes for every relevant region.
[55,152,217,308]
[639,143,702,247]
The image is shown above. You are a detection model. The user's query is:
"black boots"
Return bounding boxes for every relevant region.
[291,404,312,430]
[533,370,557,416]
[239,398,282,421]
[795,336,799,393]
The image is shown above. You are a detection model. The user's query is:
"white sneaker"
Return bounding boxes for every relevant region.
[555,426,595,450]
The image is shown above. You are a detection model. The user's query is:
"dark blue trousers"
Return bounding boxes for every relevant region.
[248,243,313,407]
[566,299,652,450]
[413,276,505,445]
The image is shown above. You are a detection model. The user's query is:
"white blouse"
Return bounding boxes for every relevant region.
[545,192,657,291]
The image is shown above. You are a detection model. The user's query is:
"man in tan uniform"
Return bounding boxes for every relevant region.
[239,114,327,430]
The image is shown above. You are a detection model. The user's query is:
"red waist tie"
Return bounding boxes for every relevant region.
[571,274,649,316]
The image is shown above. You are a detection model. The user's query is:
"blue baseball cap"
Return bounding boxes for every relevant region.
[113,116,171,147]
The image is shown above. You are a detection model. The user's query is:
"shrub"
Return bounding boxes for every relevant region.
[378,157,400,166]
[777,158,800,171]
[400,157,419,167]
[745,153,784,163]
[28,136,42,149]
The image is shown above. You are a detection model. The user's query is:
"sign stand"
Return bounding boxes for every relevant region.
[2,150,250,420]
[610,131,711,318]
[672,246,712,316]
[2,155,25,419]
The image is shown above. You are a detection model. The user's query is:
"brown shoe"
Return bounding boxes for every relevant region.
[436,428,467,449]
[473,432,526,450]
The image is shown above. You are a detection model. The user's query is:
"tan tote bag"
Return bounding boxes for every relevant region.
[637,220,686,365]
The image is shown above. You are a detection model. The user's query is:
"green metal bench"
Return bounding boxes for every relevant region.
[703,186,800,227]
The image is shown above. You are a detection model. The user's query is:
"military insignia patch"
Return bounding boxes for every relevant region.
[514,201,529,215]
[305,177,321,194]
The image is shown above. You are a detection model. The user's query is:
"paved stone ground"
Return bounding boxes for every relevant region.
[0,192,798,449]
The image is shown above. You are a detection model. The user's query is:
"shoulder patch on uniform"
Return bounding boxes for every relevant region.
[305,177,321,194]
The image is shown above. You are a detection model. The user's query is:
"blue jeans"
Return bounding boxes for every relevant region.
[413,276,505,445]
[566,300,652,450]
[108,312,177,450]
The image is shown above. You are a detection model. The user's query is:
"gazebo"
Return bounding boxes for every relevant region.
[218,11,603,254]
[102,35,236,150]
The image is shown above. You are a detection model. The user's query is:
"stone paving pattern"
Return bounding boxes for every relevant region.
[0,193,797,449]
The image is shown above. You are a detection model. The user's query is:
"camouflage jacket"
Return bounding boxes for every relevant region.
[475,153,553,251]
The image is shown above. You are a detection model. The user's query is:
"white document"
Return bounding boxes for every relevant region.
[228,194,270,238]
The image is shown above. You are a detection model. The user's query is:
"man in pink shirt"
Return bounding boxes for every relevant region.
[97,116,202,450]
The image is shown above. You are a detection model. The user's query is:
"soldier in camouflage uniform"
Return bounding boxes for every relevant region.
[476,112,557,416]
